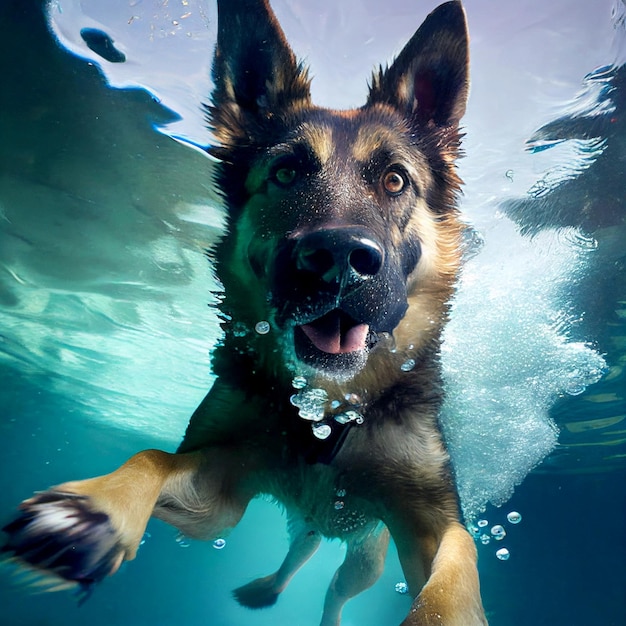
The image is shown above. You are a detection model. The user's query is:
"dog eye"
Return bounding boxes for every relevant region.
[382,169,407,196]
[274,167,297,186]
[269,160,299,187]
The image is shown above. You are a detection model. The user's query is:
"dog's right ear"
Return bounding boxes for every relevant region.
[210,0,311,142]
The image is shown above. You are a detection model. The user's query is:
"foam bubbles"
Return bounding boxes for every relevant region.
[440,221,606,521]
[290,388,328,422]
[394,582,409,594]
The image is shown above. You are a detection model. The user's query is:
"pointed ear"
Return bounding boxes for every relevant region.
[367,1,469,128]
[211,0,311,116]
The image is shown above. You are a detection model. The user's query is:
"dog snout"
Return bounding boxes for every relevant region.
[295,228,384,285]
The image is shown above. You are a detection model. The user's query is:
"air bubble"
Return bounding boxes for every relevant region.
[290,388,328,422]
[480,534,491,545]
[312,423,332,439]
[506,511,522,524]
[491,525,506,540]
[292,376,307,389]
[496,548,510,561]
[400,358,416,372]
[254,321,271,335]
[139,532,151,547]
[336,488,347,497]
[334,410,363,425]
[395,582,409,594]
[477,519,489,528]
[330,400,342,409]
[175,533,190,548]
[344,393,361,406]
[213,538,226,550]
[334,501,345,510]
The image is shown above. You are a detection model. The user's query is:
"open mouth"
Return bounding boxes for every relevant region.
[295,309,370,356]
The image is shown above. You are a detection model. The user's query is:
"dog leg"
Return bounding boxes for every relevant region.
[2,448,246,596]
[394,520,487,626]
[233,514,321,608]
[320,522,390,626]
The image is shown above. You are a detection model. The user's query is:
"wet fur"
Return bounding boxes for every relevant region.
[2,2,486,624]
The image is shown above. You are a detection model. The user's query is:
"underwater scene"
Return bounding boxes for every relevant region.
[0,0,624,624]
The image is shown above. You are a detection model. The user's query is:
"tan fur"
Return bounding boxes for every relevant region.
[302,122,335,165]
[401,524,484,626]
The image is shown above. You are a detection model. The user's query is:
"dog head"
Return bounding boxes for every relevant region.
[208,0,469,382]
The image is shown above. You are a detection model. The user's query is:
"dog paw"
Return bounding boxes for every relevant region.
[1,490,125,599]
[233,574,281,608]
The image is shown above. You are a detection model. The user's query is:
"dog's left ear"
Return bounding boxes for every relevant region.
[367,0,469,128]
[211,0,310,122]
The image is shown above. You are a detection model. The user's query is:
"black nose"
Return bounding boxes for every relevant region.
[294,228,384,285]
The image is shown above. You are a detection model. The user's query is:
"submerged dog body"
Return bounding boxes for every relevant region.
[2,2,486,624]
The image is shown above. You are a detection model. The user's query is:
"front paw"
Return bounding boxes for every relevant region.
[1,490,125,599]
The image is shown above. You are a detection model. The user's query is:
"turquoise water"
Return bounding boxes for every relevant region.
[1,0,624,624]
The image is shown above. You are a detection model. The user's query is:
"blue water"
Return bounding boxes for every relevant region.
[1,0,625,624]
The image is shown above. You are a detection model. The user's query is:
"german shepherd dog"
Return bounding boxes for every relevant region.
[2,1,487,624]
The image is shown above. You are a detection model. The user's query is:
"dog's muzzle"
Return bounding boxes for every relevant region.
[270,226,411,374]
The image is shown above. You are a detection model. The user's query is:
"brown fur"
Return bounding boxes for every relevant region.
[2,2,487,624]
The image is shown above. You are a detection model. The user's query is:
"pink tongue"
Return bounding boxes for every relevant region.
[300,320,369,354]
